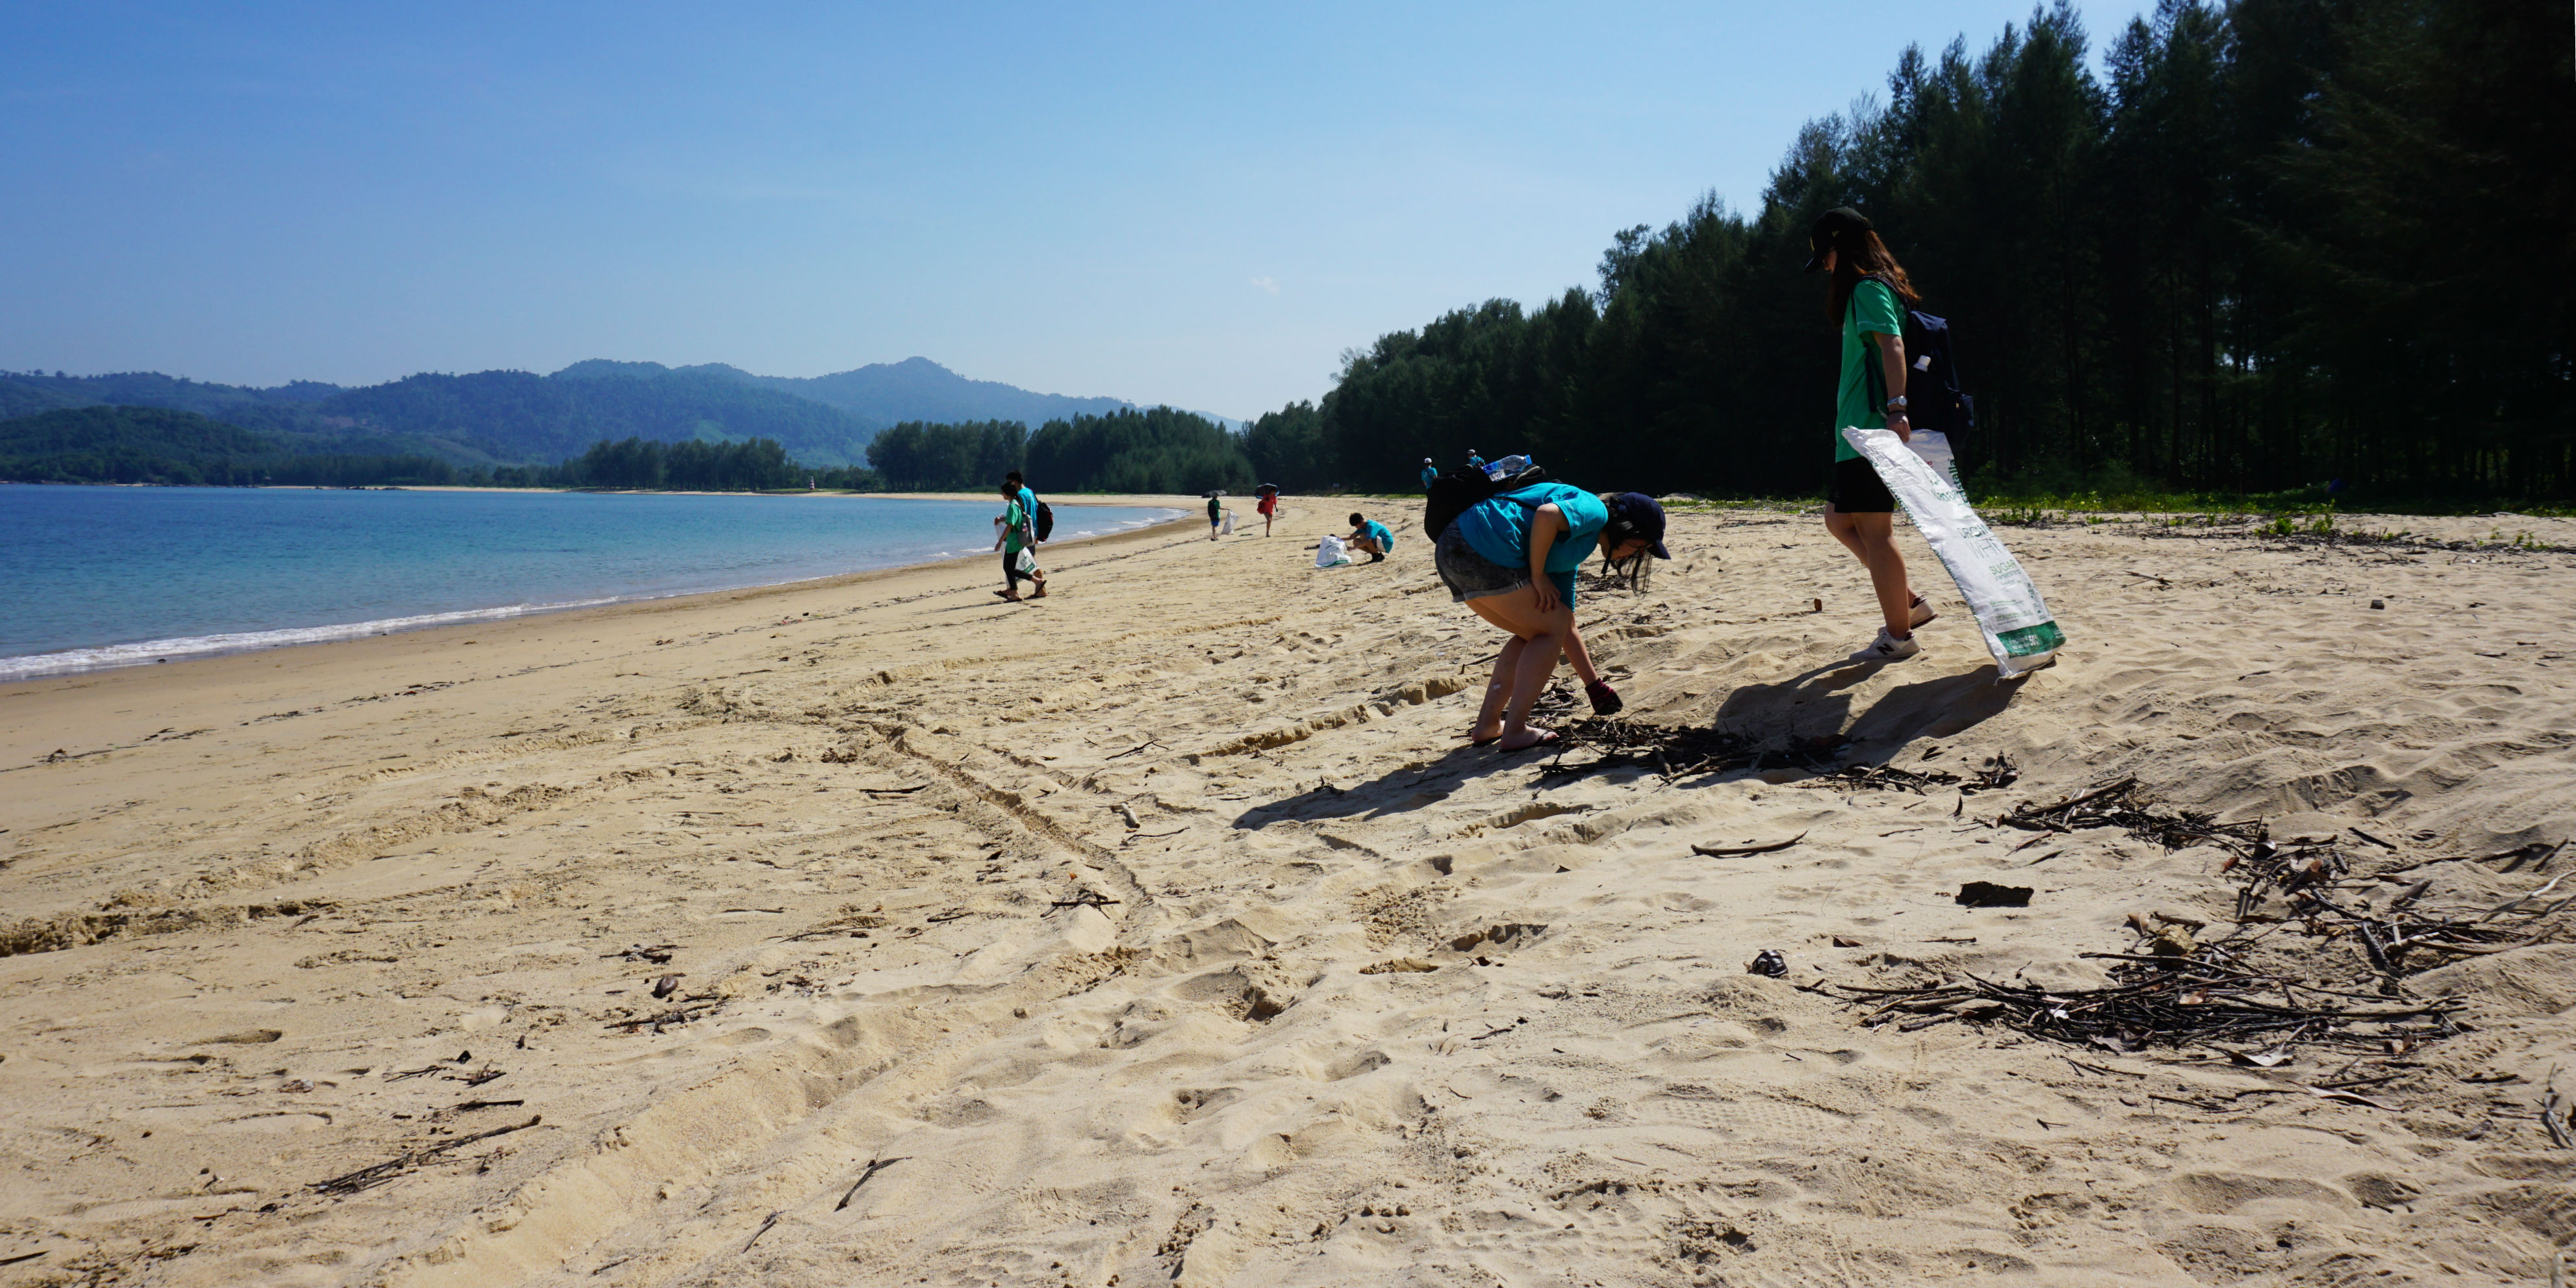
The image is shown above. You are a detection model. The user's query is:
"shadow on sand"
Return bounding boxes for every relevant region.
[1232,656,2034,827]
[1232,741,1571,829]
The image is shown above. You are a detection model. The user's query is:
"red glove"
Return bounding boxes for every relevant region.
[1585,680,1623,716]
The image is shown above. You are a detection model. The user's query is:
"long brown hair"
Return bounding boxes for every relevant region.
[1827,229,1920,322]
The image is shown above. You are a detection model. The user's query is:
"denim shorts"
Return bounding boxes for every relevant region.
[1434,525,1529,604]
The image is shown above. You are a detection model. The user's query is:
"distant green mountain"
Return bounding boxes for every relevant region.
[682,356,1134,428]
[0,404,276,459]
[0,359,1175,468]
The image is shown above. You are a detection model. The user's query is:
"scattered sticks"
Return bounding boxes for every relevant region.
[2002,777,2265,851]
[835,1156,909,1211]
[309,1116,541,1196]
[1691,832,1809,858]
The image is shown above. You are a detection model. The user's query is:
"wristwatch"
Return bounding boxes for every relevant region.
[1884,395,1908,411]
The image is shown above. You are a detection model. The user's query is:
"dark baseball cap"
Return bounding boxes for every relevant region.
[1605,492,1672,560]
[1802,206,1873,273]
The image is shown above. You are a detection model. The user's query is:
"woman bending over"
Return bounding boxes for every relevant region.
[1435,484,1669,750]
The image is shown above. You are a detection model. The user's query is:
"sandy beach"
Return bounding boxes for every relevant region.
[3,498,2571,1287]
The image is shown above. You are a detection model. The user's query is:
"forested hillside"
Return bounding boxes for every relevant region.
[0,359,1151,472]
[1259,0,2569,502]
[0,406,460,486]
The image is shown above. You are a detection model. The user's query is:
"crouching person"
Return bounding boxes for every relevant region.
[1435,485,1669,749]
[1345,511,1394,562]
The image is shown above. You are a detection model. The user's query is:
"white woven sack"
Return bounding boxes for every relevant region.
[1843,426,2065,677]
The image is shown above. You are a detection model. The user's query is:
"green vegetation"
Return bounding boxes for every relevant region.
[865,420,1030,491]
[858,407,1255,495]
[1025,407,1255,495]
[1,406,289,485]
[1253,0,2569,506]
[492,436,816,491]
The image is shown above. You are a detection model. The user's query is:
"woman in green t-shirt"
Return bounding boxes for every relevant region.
[1805,206,1937,663]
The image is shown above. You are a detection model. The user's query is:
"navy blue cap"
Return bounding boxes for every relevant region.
[1605,492,1671,560]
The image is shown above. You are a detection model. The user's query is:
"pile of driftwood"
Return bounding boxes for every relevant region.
[1537,719,1829,781]
[2001,776,2265,850]
[1832,778,2571,1066]
[1812,753,2020,796]
[1832,969,2461,1056]
[2222,836,2572,981]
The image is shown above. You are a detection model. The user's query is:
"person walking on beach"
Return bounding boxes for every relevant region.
[1206,491,1225,541]
[1805,207,1935,662]
[1256,484,1279,536]
[1434,485,1668,750]
[991,481,1041,600]
[1344,511,1394,563]
[1419,457,1439,491]
[1005,469,1048,595]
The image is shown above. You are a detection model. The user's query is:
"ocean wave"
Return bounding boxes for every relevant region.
[0,599,631,682]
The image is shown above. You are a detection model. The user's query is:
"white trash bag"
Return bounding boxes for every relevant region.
[1843,426,2064,677]
[1314,534,1351,568]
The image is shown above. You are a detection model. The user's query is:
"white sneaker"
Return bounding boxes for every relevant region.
[1850,629,1921,663]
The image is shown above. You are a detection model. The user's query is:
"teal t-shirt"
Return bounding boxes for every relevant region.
[1002,498,1030,555]
[1455,483,1607,607]
[1017,486,1038,533]
[1358,519,1393,552]
[1836,277,1905,461]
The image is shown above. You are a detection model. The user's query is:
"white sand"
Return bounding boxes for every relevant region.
[3,500,2571,1287]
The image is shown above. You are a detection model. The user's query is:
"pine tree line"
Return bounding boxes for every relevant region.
[1249,0,2569,502]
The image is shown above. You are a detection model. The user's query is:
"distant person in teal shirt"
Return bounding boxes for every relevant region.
[1418,457,1438,491]
[989,481,1038,601]
[1433,485,1670,750]
[1344,512,1394,563]
[1466,449,1486,474]
[1005,469,1047,595]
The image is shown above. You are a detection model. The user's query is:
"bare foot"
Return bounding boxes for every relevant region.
[1496,728,1559,752]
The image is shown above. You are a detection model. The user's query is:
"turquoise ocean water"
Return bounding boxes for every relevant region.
[0,486,1180,680]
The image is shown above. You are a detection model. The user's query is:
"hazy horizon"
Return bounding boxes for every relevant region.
[5,1,2152,420]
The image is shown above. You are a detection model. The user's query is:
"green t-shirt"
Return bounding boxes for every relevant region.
[1002,499,1030,556]
[1835,278,1905,462]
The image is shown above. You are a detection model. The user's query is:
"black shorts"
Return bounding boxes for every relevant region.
[1433,525,1529,604]
[1828,456,1896,513]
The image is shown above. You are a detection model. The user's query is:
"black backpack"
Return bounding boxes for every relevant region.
[1859,275,1974,439]
[1422,464,1550,541]
[1033,499,1055,543]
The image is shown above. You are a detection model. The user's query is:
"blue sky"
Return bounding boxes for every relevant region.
[1,1,2150,419]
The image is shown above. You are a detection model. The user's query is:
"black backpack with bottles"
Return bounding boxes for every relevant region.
[1422,463,1549,541]
[1860,274,1974,439]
